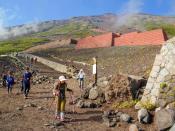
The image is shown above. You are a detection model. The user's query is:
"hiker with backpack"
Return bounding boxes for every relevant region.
[6,71,15,94]
[23,67,32,99]
[53,75,73,121]
[77,69,85,91]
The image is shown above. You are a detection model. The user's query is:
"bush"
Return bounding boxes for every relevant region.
[160,82,168,89]
[138,100,156,110]
[112,100,139,109]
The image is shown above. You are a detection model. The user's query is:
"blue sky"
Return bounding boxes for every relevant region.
[0,0,175,27]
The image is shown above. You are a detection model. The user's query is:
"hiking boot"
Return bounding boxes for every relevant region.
[60,117,64,122]
[60,112,64,122]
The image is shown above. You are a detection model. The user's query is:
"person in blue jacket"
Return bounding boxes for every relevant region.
[23,67,32,99]
[6,71,15,94]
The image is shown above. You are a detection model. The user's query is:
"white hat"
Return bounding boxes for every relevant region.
[59,76,67,82]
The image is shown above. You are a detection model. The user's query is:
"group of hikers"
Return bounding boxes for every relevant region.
[1,56,98,122]
[2,66,32,98]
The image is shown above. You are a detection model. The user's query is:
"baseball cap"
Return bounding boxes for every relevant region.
[59,76,67,82]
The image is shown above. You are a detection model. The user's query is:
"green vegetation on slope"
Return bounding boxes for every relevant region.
[0,37,49,55]
[36,22,100,38]
[0,22,100,55]
[145,22,175,38]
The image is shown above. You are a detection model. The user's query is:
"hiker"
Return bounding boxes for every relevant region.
[31,57,34,64]
[23,67,32,98]
[6,71,15,94]
[30,57,34,68]
[34,57,37,64]
[77,69,85,91]
[2,73,7,87]
[53,75,73,121]
[92,57,97,86]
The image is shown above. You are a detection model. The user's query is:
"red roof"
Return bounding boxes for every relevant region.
[114,29,168,46]
[76,32,118,49]
[76,29,168,49]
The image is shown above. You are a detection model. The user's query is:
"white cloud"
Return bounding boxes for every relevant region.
[116,0,144,27]
[0,7,41,40]
[0,7,9,40]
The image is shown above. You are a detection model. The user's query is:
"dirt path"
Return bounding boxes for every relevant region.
[0,58,108,131]
[0,79,112,131]
[0,56,156,131]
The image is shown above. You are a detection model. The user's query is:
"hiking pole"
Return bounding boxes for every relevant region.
[48,97,55,113]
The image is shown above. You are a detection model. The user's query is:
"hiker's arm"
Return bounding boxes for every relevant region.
[53,82,59,96]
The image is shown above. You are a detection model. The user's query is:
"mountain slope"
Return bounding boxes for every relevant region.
[1,13,175,54]
[2,13,175,40]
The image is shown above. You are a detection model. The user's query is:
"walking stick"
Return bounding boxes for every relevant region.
[48,97,55,113]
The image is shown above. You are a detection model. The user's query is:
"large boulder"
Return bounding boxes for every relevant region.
[138,108,151,124]
[105,74,146,102]
[166,102,175,110]
[129,124,140,131]
[120,113,131,123]
[155,109,175,131]
[97,76,109,88]
[81,88,91,99]
[76,100,84,108]
[89,87,99,100]
[83,101,97,108]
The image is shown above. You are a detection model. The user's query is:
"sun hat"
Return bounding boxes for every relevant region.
[59,76,67,82]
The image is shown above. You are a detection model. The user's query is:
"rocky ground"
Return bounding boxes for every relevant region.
[0,56,159,131]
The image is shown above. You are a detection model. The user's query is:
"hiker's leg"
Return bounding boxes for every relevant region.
[23,83,27,97]
[81,80,83,89]
[60,99,66,121]
[7,86,10,94]
[11,87,12,94]
[79,80,81,88]
[21,82,24,92]
[81,79,84,90]
[10,86,12,94]
[26,84,30,96]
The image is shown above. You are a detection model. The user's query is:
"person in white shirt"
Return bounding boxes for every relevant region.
[77,69,85,91]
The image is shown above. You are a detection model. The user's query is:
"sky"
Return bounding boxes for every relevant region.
[0,0,175,27]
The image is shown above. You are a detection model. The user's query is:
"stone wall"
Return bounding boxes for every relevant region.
[18,53,74,76]
[141,37,175,106]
